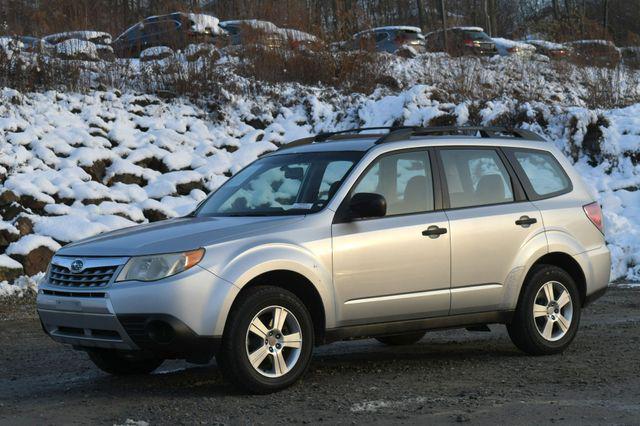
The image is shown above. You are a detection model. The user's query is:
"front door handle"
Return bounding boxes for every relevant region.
[422,226,447,238]
[515,216,537,227]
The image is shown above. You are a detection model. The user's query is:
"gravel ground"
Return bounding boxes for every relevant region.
[0,286,639,425]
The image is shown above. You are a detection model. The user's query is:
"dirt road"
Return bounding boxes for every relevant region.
[1,286,639,425]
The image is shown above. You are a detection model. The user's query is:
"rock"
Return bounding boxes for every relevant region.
[81,159,112,182]
[0,202,28,221]
[9,246,56,276]
[176,180,206,196]
[13,216,33,236]
[143,208,168,223]
[0,190,18,206]
[107,173,147,186]
[0,255,23,282]
[19,195,47,214]
[0,226,19,248]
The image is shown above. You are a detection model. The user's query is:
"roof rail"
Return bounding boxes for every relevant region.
[279,125,545,151]
[277,126,411,151]
[375,126,545,144]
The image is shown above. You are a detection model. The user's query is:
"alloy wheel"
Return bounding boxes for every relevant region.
[245,305,303,378]
[533,281,573,342]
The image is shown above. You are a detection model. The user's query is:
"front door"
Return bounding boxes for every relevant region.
[332,149,451,326]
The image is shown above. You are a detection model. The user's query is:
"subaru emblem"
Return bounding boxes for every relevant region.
[70,259,84,273]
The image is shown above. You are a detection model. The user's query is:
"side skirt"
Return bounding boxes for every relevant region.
[323,311,514,344]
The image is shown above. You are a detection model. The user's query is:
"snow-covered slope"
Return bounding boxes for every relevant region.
[0,83,639,297]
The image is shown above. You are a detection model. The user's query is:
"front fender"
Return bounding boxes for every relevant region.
[214,242,336,329]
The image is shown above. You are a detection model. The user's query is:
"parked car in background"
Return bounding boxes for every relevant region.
[621,47,640,69]
[219,20,320,51]
[43,31,114,60]
[112,12,224,58]
[0,35,45,54]
[424,26,497,56]
[350,26,426,54]
[565,40,621,68]
[525,39,570,60]
[492,37,536,58]
[43,31,112,46]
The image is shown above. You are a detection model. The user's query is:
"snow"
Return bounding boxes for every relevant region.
[188,13,221,35]
[6,235,61,256]
[220,20,280,33]
[54,39,100,60]
[526,40,565,50]
[43,31,112,45]
[1,49,640,294]
[492,38,535,56]
[0,273,43,298]
[140,46,174,60]
[0,254,22,269]
[355,26,423,38]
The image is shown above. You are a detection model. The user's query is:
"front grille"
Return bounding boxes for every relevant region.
[48,264,118,288]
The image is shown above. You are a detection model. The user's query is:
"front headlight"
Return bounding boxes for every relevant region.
[116,248,205,282]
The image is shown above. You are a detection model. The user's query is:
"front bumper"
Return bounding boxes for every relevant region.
[37,264,238,358]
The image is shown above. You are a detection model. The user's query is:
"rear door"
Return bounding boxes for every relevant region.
[332,149,451,326]
[436,147,544,314]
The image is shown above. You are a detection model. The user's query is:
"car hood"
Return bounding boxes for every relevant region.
[57,216,305,257]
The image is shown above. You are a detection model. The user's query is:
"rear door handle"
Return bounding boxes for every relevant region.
[515,216,537,227]
[422,226,447,238]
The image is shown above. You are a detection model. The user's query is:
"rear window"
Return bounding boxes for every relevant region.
[510,150,571,198]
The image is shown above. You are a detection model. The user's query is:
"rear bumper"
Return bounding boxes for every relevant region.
[574,245,611,306]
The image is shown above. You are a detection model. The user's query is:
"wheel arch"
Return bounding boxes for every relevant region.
[225,269,328,346]
[522,252,587,306]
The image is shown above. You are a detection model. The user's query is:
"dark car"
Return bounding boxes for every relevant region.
[620,47,640,69]
[565,40,621,68]
[351,26,426,54]
[112,12,224,58]
[424,26,497,56]
[525,39,570,60]
[219,20,320,51]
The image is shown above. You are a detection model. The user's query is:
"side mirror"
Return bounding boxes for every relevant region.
[349,193,387,220]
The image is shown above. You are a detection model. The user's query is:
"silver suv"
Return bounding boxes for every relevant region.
[37,126,611,393]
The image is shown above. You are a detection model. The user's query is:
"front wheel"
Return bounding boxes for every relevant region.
[88,349,164,375]
[507,265,581,355]
[217,286,314,394]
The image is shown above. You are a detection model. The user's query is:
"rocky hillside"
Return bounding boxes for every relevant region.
[0,82,639,296]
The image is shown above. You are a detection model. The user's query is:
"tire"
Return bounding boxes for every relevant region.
[88,349,164,375]
[217,286,314,394]
[507,264,581,355]
[376,331,426,346]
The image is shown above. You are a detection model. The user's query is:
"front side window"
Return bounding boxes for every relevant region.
[512,150,571,197]
[440,149,514,209]
[350,150,434,217]
[196,152,361,217]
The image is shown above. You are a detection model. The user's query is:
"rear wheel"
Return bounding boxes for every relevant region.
[217,286,314,394]
[376,331,426,346]
[507,265,581,355]
[88,349,164,375]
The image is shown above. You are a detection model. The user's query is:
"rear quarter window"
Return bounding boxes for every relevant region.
[508,149,572,199]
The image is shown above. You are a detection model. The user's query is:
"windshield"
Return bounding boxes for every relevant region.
[196,151,362,217]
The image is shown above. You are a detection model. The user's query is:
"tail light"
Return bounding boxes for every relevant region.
[583,202,604,234]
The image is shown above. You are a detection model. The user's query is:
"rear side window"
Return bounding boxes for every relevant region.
[510,150,571,198]
[439,149,514,209]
